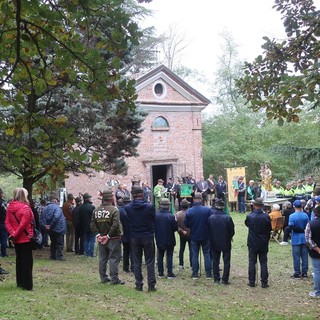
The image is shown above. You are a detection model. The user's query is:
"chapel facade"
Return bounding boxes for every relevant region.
[65,65,210,204]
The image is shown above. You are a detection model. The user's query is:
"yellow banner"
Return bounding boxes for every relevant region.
[225,167,246,202]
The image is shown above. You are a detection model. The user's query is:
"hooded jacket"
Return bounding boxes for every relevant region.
[5,200,34,244]
[125,199,155,239]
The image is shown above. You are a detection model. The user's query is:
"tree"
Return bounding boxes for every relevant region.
[0,0,147,198]
[203,31,319,182]
[236,0,320,125]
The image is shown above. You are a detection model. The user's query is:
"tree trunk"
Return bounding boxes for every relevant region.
[23,177,34,202]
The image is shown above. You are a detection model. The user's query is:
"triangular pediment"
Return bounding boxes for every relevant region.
[135,65,210,111]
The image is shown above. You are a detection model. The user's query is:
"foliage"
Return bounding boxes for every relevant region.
[236,0,320,125]
[204,30,320,182]
[0,0,148,197]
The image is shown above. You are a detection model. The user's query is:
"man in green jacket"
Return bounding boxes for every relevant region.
[90,189,124,285]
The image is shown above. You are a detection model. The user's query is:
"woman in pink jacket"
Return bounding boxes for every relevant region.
[5,188,34,290]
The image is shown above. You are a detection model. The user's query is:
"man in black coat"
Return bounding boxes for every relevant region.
[208,200,235,284]
[155,198,178,279]
[245,197,272,288]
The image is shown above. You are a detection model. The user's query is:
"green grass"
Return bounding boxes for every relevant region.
[0,212,318,320]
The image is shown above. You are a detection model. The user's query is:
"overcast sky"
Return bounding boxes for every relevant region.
[141,0,320,77]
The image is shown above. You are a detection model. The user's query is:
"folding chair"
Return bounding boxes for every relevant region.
[270,216,285,243]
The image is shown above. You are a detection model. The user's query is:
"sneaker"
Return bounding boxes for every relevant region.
[279,241,288,246]
[110,279,125,285]
[167,273,176,279]
[158,274,164,279]
[192,276,199,280]
[0,267,8,275]
[302,273,308,278]
[309,291,320,298]
[148,286,157,292]
[291,273,301,279]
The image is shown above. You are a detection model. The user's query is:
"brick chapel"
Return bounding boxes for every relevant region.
[65,65,210,205]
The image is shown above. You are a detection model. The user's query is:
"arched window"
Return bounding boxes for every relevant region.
[151,116,169,130]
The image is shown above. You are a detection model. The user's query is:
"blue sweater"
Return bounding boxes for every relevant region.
[125,199,155,239]
[184,202,212,241]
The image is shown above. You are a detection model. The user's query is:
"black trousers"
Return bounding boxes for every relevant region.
[179,235,192,268]
[122,242,133,271]
[131,237,156,288]
[15,242,33,290]
[212,250,231,282]
[248,248,268,285]
[74,227,84,255]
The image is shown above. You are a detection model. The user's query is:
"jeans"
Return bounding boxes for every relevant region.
[179,235,192,268]
[157,245,174,276]
[248,248,268,285]
[292,244,308,275]
[238,194,245,213]
[131,237,156,288]
[191,239,212,277]
[212,250,231,282]
[49,232,65,260]
[98,239,121,282]
[84,232,96,257]
[311,258,320,296]
[0,223,8,257]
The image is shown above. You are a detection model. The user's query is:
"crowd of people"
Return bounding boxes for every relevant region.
[0,175,319,298]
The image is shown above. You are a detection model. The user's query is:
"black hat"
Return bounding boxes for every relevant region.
[252,197,264,206]
[75,197,82,204]
[123,195,131,203]
[82,193,92,200]
[131,187,144,196]
[215,199,225,209]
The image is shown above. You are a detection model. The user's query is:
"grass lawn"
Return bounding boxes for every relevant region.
[0,212,318,320]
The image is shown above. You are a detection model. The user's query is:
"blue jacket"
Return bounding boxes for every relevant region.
[289,210,309,245]
[184,202,211,241]
[41,202,66,234]
[119,206,130,243]
[208,209,235,251]
[245,209,271,251]
[155,209,178,248]
[125,199,155,239]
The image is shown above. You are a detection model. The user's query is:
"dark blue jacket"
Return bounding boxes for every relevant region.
[208,209,235,251]
[41,202,66,234]
[125,199,155,239]
[184,202,211,241]
[79,201,95,233]
[155,209,178,248]
[245,209,271,251]
[119,206,130,243]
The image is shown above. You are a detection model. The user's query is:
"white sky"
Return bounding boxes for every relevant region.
[141,0,287,76]
[141,1,320,84]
